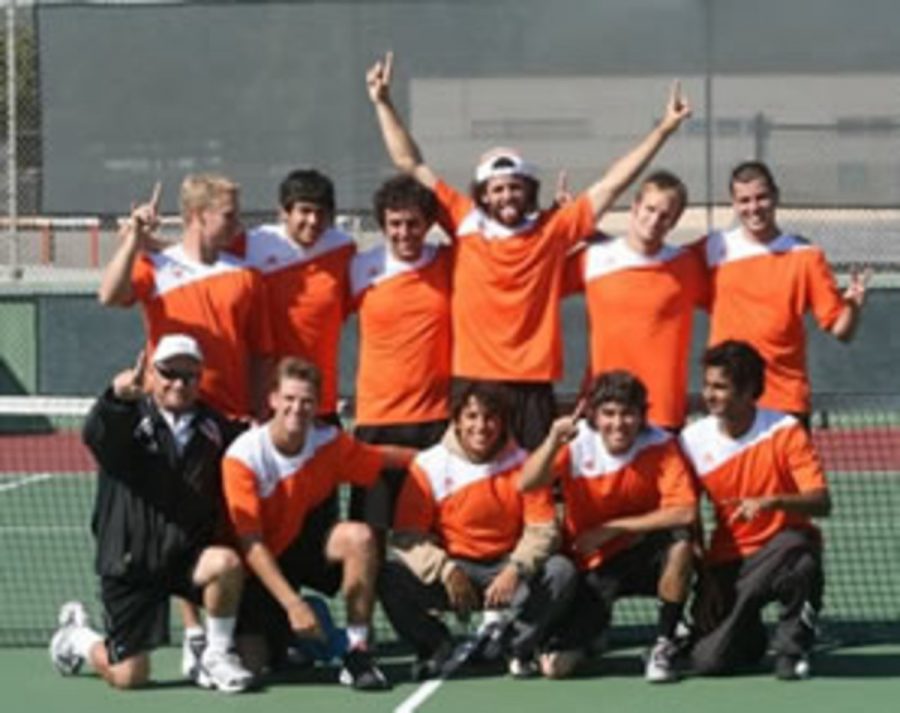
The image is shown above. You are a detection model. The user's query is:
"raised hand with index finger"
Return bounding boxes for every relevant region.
[122,182,164,250]
[111,350,147,401]
[366,50,394,104]
[844,265,873,308]
[661,79,692,133]
[548,397,587,449]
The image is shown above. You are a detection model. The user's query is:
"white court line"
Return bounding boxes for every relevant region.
[0,473,54,493]
[395,678,444,713]
[394,632,488,713]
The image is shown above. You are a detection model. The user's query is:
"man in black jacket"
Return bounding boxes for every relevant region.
[49,334,252,693]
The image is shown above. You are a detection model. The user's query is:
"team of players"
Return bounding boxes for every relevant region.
[48,52,868,692]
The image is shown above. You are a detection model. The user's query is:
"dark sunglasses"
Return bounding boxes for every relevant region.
[155,365,201,384]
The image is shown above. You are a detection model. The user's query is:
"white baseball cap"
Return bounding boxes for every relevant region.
[474,147,538,184]
[153,334,203,365]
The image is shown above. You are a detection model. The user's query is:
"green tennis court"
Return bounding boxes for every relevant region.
[2,447,897,646]
[1,405,898,713]
[4,644,899,713]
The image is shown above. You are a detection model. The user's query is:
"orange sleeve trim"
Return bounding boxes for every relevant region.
[221,457,263,538]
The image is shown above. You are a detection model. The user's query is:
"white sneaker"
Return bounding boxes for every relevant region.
[645,637,679,683]
[49,601,89,676]
[58,601,89,629]
[196,649,253,693]
[508,656,539,679]
[181,630,207,680]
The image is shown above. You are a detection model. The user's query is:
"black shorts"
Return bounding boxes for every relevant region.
[348,419,448,528]
[236,500,343,660]
[100,550,204,664]
[552,531,683,649]
[451,378,556,450]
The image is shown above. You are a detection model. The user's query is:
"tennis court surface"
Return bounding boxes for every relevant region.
[1,396,898,712]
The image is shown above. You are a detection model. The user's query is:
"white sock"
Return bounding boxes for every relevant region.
[205,617,236,655]
[71,626,103,660]
[183,625,204,641]
[346,625,369,651]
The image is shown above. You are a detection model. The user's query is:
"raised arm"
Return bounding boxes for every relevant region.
[829,266,872,342]
[82,351,146,474]
[366,51,438,189]
[519,408,581,492]
[98,183,162,306]
[585,81,692,216]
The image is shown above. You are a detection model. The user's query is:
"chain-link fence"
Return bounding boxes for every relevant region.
[3,1,900,277]
[1,0,899,396]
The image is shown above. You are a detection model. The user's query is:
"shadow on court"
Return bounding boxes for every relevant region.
[815,652,900,678]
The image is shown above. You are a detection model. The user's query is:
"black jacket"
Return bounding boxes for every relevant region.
[82,388,241,579]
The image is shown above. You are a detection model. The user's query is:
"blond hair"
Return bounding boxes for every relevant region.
[179,173,239,221]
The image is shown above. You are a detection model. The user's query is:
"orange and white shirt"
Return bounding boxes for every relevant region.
[566,235,708,429]
[395,440,555,562]
[699,227,845,413]
[222,423,386,557]
[241,225,355,415]
[350,243,452,426]
[679,409,828,565]
[131,245,273,419]
[552,422,697,570]
[435,181,597,381]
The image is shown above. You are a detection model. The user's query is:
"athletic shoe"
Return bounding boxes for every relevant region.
[775,654,811,681]
[58,601,89,629]
[196,649,254,693]
[411,639,454,682]
[338,648,392,691]
[508,655,540,679]
[49,601,90,676]
[645,637,679,683]
[181,630,207,681]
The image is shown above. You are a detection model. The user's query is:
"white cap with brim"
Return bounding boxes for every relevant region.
[153,334,204,365]
[474,148,538,184]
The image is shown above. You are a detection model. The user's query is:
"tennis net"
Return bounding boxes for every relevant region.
[0,394,897,647]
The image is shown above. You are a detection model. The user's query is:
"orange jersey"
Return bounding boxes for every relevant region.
[243,225,355,415]
[435,181,597,381]
[552,423,697,570]
[350,243,452,426]
[679,409,828,565]
[131,245,273,419]
[566,236,707,429]
[700,228,845,413]
[222,424,386,556]
[395,441,555,561]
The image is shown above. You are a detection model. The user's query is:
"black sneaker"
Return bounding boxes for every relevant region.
[339,648,392,691]
[411,639,455,681]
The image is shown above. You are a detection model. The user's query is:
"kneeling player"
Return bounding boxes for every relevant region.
[221,358,413,691]
[680,340,831,680]
[379,381,576,680]
[521,371,697,681]
[50,335,252,692]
